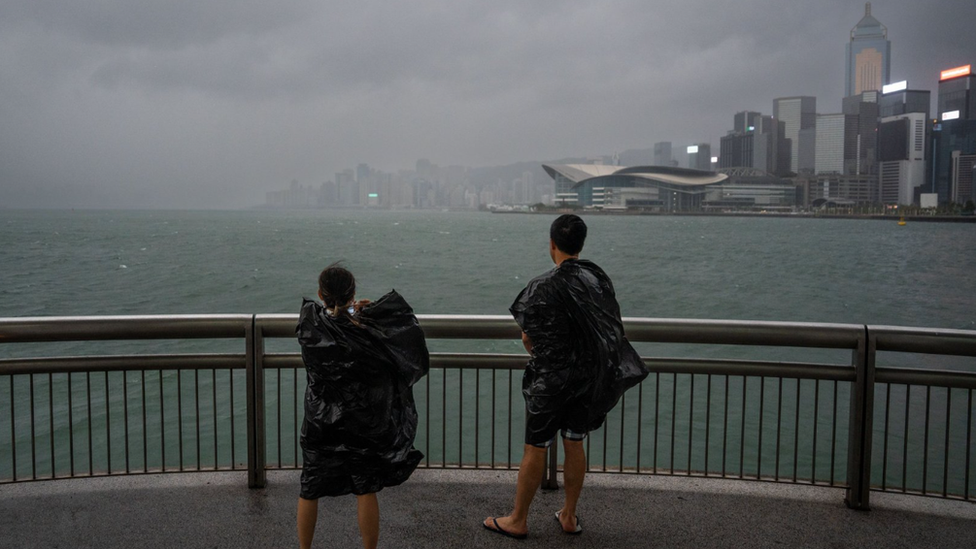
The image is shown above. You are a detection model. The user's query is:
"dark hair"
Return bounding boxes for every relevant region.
[550,214,587,255]
[318,262,356,311]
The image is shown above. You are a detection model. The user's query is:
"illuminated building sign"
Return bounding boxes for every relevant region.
[882,80,908,94]
[747,126,755,131]
[940,65,972,81]
[710,156,718,163]
[368,193,379,198]
[687,145,699,154]
[942,110,961,121]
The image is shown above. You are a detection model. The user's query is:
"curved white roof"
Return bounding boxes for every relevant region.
[543,164,728,187]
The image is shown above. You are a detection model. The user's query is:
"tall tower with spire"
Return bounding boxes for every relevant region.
[845,3,891,97]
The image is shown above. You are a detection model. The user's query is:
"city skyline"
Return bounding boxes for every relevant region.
[2,1,975,209]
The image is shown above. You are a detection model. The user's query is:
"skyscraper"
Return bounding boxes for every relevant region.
[878,112,927,205]
[842,92,880,176]
[845,3,891,97]
[938,65,975,121]
[653,142,673,166]
[773,96,816,174]
[815,114,845,175]
[687,144,712,171]
[932,64,976,203]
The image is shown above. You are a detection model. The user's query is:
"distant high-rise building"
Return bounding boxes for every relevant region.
[879,82,931,119]
[687,144,712,171]
[815,114,845,175]
[774,96,817,174]
[932,65,976,204]
[653,142,673,166]
[938,64,975,121]
[842,91,880,176]
[335,169,358,206]
[719,112,784,174]
[878,112,927,205]
[845,3,891,97]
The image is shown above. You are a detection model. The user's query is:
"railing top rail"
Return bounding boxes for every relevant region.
[0,315,252,343]
[868,325,976,357]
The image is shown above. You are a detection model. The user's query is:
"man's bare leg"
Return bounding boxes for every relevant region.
[557,438,585,532]
[484,444,548,536]
[356,493,379,549]
[297,497,318,549]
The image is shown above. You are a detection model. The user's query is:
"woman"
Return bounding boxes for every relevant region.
[296,263,429,549]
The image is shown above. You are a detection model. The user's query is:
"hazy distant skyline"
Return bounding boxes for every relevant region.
[2,1,975,209]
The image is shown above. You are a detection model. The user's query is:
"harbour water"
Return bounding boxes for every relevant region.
[1,210,975,491]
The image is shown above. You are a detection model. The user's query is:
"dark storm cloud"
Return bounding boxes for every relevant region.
[1,0,974,208]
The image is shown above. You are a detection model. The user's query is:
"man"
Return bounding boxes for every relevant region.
[483,214,648,539]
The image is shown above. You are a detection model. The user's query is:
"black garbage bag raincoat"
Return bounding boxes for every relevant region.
[297,290,429,499]
[511,259,649,445]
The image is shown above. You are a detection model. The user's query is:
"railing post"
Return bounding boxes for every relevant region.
[845,327,874,510]
[246,316,267,489]
[542,443,559,490]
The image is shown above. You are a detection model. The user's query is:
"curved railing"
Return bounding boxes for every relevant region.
[1,315,974,510]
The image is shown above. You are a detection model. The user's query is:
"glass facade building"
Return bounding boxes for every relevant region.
[845,3,891,97]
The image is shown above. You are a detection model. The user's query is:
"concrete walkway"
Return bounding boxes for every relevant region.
[1,469,973,548]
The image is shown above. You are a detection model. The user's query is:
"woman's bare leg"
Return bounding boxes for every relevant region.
[356,493,380,549]
[297,497,318,549]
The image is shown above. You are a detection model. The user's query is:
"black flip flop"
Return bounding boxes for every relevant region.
[483,518,528,540]
[554,511,583,535]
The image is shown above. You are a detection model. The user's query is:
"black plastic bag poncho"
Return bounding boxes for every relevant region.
[511,259,649,445]
[297,290,429,499]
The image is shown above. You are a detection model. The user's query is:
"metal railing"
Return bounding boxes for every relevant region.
[1,315,974,510]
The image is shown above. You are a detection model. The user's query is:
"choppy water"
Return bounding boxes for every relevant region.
[1,210,975,490]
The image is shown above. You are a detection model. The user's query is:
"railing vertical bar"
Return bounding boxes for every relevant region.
[943,389,951,498]
[636,381,644,474]
[602,407,608,472]
[619,392,626,472]
[688,374,694,476]
[758,377,765,479]
[654,372,659,474]
[830,380,837,486]
[245,318,267,488]
[882,383,891,490]
[294,367,299,468]
[902,385,910,493]
[793,379,800,483]
[491,370,496,469]
[105,372,111,475]
[670,373,677,475]
[705,375,712,476]
[68,373,75,477]
[48,373,55,478]
[213,369,218,470]
[160,372,165,473]
[740,377,746,479]
[812,380,819,483]
[10,376,16,481]
[442,368,446,468]
[475,370,480,469]
[459,369,463,468]
[507,369,512,469]
[425,369,430,467]
[177,370,183,472]
[722,375,728,478]
[142,372,148,474]
[195,370,201,471]
[775,377,782,482]
[124,370,130,474]
[30,373,36,480]
[229,370,235,470]
[966,389,972,501]
[923,386,931,495]
[277,368,282,469]
[87,372,93,476]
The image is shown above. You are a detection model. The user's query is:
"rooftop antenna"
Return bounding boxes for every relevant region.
[866,2,871,17]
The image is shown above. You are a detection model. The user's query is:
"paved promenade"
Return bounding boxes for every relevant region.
[1,469,973,548]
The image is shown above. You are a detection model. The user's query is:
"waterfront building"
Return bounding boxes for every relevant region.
[842,92,880,177]
[687,144,712,171]
[654,141,673,166]
[878,112,927,205]
[845,3,891,97]
[542,164,727,211]
[335,169,358,206]
[774,96,816,174]
[808,174,878,205]
[815,114,846,175]
[707,168,799,211]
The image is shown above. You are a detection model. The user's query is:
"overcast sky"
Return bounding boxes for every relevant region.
[2,1,974,209]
